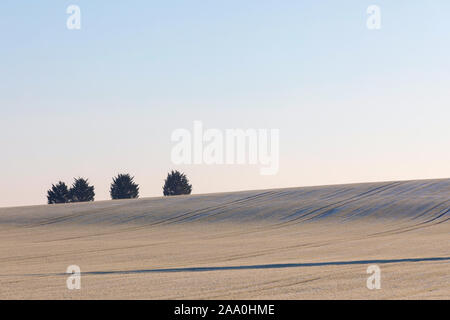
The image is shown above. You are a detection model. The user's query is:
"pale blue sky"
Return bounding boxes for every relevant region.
[1,1,449,207]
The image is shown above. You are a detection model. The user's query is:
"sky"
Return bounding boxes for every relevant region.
[1,1,449,207]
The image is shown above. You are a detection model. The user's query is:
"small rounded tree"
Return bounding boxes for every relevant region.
[110,174,139,199]
[47,181,70,204]
[163,170,192,196]
[69,177,95,202]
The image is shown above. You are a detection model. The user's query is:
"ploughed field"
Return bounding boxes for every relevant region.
[0,179,449,299]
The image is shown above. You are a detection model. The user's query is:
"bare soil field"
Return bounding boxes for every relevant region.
[0,179,448,299]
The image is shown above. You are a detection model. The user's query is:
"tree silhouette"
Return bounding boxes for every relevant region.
[110,174,139,199]
[47,181,70,204]
[163,170,192,196]
[69,177,95,202]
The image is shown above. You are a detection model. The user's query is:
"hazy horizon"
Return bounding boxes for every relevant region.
[1,1,449,207]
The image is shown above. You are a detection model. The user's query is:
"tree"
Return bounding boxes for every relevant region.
[69,177,95,202]
[47,181,70,204]
[163,170,192,196]
[110,174,139,199]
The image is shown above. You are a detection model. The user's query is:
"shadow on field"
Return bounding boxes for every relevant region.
[82,256,450,275]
